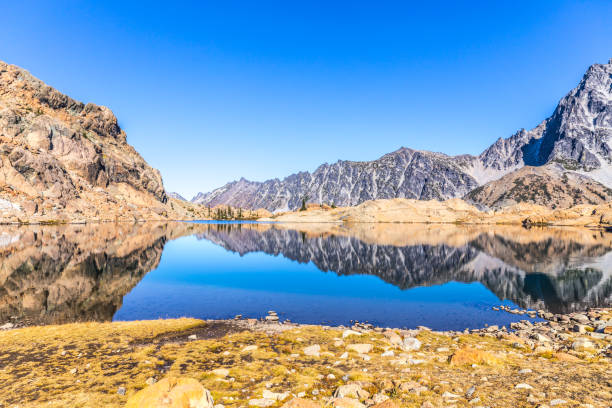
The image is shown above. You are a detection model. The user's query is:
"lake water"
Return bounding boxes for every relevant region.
[0,221,610,330]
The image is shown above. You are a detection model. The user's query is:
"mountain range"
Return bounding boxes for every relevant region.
[192,59,612,212]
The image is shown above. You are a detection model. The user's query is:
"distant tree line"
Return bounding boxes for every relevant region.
[211,205,257,220]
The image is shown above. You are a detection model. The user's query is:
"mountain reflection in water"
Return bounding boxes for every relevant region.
[0,222,610,328]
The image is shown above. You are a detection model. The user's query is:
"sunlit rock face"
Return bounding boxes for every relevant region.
[194,61,612,211]
[0,61,170,222]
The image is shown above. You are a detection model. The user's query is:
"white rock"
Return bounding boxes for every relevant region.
[531,333,552,343]
[571,338,595,350]
[515,383,533,390]
[550,400,567,406]
[518,368,532,374]
[340,352,349,359]
[346,344,372,354]
[303,345,321,357]
[372,393,389,404]
[342,330,362,338]
[262,390,289,401]
[188,334,197,340]
[381,350,394,357]
[401,337,422,351]
[249,399,275,407]
[442,391,460,399]
[384,331,403,346]
[212,368,230,377]
[242,345,258,352]
[333,383,370,399]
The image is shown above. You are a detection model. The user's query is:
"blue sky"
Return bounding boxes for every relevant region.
[1,1,611,199]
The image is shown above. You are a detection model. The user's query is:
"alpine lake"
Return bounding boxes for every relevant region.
[1,221,610,331]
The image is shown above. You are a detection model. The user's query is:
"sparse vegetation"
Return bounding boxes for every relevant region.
[0,315,609,408]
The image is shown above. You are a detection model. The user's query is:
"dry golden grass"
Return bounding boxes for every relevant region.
[0,319,610,407]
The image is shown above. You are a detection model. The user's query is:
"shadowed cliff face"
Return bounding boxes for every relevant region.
[195,224,612,313]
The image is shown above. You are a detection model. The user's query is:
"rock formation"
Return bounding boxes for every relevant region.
[0,60,198,222]
[194,60,612,211]
[465,163,612,209]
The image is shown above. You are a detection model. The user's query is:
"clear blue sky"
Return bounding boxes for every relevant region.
[1,1,611,199]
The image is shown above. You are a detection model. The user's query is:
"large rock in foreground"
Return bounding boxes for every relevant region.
[126,377,214,408]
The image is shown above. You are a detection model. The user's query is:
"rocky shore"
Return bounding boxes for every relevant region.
[0,308,609,407]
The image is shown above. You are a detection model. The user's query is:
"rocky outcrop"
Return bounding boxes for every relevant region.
[465,164,612,209]
[535,61,612,173]
[194,60,612,211]
[0,61,175,222]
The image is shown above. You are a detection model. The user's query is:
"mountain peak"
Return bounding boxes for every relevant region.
[192,61,612,211]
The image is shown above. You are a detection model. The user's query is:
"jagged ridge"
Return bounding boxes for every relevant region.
[194,60,612,211]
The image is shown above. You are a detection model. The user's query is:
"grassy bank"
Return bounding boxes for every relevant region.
[0,314,610,407]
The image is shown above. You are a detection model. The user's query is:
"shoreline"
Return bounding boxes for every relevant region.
[0,218,611,228]
[2,196,612,228]
[2,305,611,334]
[1,307,610,407]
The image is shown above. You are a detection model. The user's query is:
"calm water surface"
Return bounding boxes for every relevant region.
[1,222,610,330]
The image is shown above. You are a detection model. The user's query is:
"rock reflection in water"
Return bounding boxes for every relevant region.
[0,222,203,326]
[194,223,612,313]
[0,221,610,327]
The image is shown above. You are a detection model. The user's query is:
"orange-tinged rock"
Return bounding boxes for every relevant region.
[554,352,582,362]
[449,347,503,366]
[330,398,366,408]
[126,377,213,408]
[281,398,322,408]
[371,400,400,408]
[604,326,612,334]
